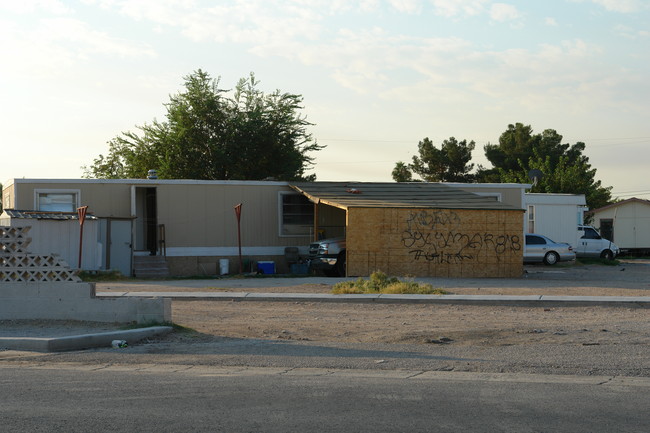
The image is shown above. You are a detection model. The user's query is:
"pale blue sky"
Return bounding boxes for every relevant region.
[2,0,649,199]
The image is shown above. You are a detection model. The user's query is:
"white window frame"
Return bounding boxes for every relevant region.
[278,191,314,237]
[34,189,81,212]
[527,204,535,233]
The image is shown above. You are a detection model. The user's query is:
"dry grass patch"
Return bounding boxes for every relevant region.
[332,271,448,295]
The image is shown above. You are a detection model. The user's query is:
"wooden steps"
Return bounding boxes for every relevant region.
[133,255,170,278]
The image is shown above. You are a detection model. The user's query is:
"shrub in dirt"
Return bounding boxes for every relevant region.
[332,271,447,295]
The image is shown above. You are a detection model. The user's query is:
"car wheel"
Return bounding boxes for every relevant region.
[335,251,346,277]
[601,249,614,261]
[543,252,559,265]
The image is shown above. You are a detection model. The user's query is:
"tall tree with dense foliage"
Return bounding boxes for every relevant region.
[391,161,413,182]
[84,70,322,181]
[392,137,475,182]
[478,123,612,210]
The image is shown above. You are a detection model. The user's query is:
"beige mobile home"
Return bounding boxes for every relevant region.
[2,179,315,276]
[589,198,650,253]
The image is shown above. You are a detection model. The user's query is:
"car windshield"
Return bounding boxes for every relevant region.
[582,228,601,239]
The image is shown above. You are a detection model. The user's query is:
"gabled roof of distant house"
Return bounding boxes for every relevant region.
[290,182,524,211]
[589,197,650,214]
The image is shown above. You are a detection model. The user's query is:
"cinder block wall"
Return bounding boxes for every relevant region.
[0,282,171,324]
[347,208,523,278]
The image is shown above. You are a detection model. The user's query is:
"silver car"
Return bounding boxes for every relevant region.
[524,234,576,265]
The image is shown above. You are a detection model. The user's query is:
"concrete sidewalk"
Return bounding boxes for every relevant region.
[97,291,650,307]
[0,326,173,353]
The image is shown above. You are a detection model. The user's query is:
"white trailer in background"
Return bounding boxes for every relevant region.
[589,197,650,255]
[525,193,620,259]
[525,193,587,246]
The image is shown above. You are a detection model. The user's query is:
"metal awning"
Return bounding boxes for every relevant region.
[1,209,98,220]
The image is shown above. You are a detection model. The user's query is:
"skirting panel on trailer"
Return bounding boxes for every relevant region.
[347,208,524,278]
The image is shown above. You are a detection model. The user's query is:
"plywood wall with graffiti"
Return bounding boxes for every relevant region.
[346,207,524,278]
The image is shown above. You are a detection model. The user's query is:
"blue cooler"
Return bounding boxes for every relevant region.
[257,261,275,274]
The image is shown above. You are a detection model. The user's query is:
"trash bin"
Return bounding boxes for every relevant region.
[219,259,229,275]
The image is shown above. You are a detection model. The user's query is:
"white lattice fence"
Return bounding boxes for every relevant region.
[0,226,81,283]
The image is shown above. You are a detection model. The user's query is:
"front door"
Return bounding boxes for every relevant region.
[600,219,614,242]
[133,187,158,255]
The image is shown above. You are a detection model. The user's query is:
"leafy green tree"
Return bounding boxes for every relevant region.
[479,123,612,210]
[402,137,475,182]
[84,70,322,181]
[391,161,414,182]
[392,137,475,182]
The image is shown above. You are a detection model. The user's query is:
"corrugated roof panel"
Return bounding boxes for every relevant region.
[290,182,523,211]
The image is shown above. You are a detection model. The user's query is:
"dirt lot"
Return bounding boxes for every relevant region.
[2,261,649,349]
[101,261,650,348]
[2,261,649,377]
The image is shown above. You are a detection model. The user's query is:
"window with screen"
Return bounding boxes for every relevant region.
[36,191,79,212]
[280,192,313,236]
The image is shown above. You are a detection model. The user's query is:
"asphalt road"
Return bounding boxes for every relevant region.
[2,365,649,433]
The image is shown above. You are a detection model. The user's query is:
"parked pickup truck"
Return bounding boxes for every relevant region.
[576,225,619,260]
[308,237,346,277]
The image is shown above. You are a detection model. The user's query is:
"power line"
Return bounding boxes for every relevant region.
[611,188,650,194]
[318,136,650,147]
[612,191,650,198]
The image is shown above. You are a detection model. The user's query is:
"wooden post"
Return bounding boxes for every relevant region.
[77,206,88,269]
[313,202,319,241]
[234,204,243,274]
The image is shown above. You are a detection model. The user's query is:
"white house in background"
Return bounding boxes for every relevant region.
[588,198,650,253]
[524,193,588,246]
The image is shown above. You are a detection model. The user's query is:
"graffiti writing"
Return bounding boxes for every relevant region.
[405,210,461,232]
[401,211,520,264]
[406,233,521,264]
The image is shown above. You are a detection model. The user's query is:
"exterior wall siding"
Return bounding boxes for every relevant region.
[453,185,526,209]
[347,207,523,278]
[157,183,298,248]
[531,204,581,246]
[13,181,133,216]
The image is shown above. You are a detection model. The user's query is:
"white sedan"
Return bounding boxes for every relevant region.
[524,234,576,265]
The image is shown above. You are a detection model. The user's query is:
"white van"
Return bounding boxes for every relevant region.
[576,225,619,260]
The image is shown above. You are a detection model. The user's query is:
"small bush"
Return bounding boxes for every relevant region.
[332,271,447,295]
[78,270,128,281]
[575,258,620,266]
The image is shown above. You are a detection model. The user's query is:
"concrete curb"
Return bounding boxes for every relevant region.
[97,292,650,308]
[0,326,173,353]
